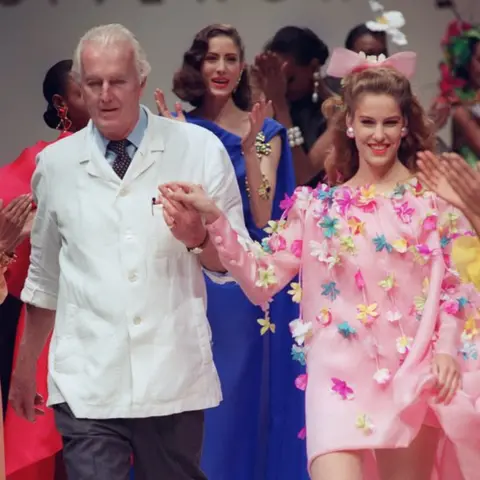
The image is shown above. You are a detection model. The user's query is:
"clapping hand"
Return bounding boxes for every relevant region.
[417,151,480,216]
[158,182,221,226]
[254,51,288,106]
[0,194,32,253]
[242,99,271,153]
[154,89,186,122]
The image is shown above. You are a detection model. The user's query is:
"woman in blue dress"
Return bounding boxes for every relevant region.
[155,24,307,480]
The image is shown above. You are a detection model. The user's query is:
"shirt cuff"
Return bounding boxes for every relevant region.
[21,283,58,310]
[202,268,236,284]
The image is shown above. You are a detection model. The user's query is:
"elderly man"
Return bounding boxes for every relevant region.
[9,24,247,480]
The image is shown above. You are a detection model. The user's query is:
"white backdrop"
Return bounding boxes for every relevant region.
[0,0,479,163]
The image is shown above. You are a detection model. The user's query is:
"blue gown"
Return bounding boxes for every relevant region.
[185,114,308,480]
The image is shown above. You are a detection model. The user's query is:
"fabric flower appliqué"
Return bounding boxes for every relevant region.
[460,340,478,361]
[319,215,339,238]
[338,321,357,338]
[291,345,306,365]
[315,184,336,207]
[355,413,375,435]
[322,281,340,301]
[288,282,302,303]
[255,265,277,288]
[355,269,365,290]
[386,310,402,324]
[289,319,313,345]
[373,368,391,385]
[356,185,377,212]
[396,335,413,354]
[295,373,308,391]
[463,316,478,339]
[357,303,379,326]
[257,315,276,335]
[340,235,357,254]
[263,220,286,235]
[348,216,365,235]
[373,234,393,253]
[316,307,332,326]
[290,239,303,258]
[392,238,408,253]
[331,378,355,400]
[335,188,355,216]
[394,201,415,224]
[279,193,295,215]
[378,273,396,292]
[310,240,341,270]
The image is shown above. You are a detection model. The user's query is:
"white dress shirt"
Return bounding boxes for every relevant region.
[21,108,248,419]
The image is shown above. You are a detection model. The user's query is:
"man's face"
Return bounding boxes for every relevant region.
[80,42,145,140]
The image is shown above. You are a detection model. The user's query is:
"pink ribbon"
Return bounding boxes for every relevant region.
[326,47,417,79]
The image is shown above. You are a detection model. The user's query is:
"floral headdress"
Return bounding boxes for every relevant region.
[438,20,480,104]
[366,0,408,46]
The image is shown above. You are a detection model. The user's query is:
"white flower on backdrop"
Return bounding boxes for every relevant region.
[366,0,408,46]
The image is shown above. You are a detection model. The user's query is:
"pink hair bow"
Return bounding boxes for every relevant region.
[326,47,417,79]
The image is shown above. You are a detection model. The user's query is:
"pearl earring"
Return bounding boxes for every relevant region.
[312,70,321,103]
[401,127,408,136]
[346,127,354,138]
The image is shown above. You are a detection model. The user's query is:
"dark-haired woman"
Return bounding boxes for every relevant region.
[0,59,88,480]
[253,26,333,189]
[155,24,302,479]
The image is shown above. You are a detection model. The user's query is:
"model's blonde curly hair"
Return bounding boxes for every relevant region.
[322,67,436,185]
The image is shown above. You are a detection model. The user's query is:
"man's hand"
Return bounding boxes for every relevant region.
[157,184,206,249]
[9,356,44,422]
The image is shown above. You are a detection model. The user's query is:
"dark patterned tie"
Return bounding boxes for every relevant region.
[108,140,132,179]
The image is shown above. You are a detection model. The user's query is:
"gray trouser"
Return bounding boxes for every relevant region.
[53,402,207,480]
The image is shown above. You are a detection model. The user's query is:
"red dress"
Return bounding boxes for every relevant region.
[0,133,70,479]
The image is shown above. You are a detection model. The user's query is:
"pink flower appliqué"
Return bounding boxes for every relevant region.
[267,234,287,253]
[442,299,460,315]
[290,239,303,258]
[422,213,438,232]
[279,193,295,215]
[356,185,377,213]
[335,188,355,216]
[354,269,365,290]
[394,201,415,224]
[295,373,308,391]
[297,427,306,440]
[331,378,355,400]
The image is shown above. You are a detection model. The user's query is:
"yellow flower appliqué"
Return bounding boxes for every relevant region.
[463,316,478,340]
[392,238,408,253]
[288,282,302,303]
[356,303,379,326]
[355,413,375,435]
[264,219,287,235]
[256,265,277,288]
[257,315,276,335]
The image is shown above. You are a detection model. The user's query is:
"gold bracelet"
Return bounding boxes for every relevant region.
[245,130,272,201]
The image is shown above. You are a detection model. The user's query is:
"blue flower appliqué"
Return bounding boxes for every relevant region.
[338,321,357,338]
[291,345,306,365]
[321,281,340,301]
[319,216,339,239]
[460,340,478,361]
[373,234,393,253]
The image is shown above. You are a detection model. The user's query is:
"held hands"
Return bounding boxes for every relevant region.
[154,89,186,122]
[157,182,221,227]
[432,353,462,405]
[241,99,272,153]
[0,194,32,253]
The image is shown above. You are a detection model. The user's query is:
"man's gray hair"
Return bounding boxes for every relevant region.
[72,24,151,81]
